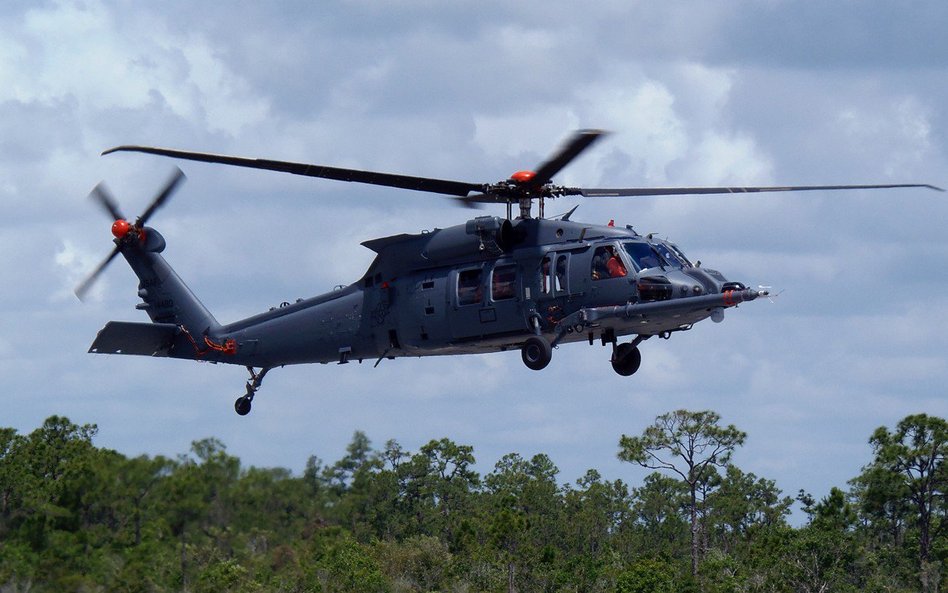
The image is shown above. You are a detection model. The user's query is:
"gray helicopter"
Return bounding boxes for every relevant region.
[78,130,942,415]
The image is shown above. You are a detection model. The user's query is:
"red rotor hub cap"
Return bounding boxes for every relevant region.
[111,219,131,239]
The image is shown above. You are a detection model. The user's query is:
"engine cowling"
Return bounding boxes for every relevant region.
[422,216,513,261]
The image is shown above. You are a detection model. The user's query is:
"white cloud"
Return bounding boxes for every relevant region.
[4,0,268,136]
[53,239,106,302]
[837,96,934,178]
[473,107,582,164]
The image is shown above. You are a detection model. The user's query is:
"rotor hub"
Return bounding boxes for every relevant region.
[510,170,536,184]
[111,219,131,239]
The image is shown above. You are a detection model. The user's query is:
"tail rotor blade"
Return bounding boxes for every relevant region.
[75,246,121,301]
[90,182,125,221]
[137,167,186,226]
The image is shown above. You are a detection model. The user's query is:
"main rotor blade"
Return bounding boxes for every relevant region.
[462,192,508,204]
[89,182,125,221]
[75,246,121,301]
[579,183,945,197]
[136,167,186,226]
[104,145,485,198]
[530,129,607,187]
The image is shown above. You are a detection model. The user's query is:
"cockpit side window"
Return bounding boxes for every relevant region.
[592,245,628,280]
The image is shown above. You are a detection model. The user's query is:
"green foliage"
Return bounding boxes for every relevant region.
[195,558,258,593]
[853,413,948,591]
[615,558,677,593]
[618,409,747,577]
[811,486,857,532]
[311,536,389,593]
[617,410,746,485]
[0,411,944,592]
[373,535,452,592]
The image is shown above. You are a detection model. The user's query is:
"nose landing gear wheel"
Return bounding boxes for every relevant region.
[521,336,553,371]
[611,343,642,376]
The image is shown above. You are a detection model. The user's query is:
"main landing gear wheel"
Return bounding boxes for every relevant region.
[521,336,552,371]
[611,343,642,377]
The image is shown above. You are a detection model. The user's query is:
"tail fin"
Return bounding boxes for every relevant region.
[121,227,220,336]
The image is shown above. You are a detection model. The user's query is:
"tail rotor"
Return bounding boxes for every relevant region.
[75,167,186,300]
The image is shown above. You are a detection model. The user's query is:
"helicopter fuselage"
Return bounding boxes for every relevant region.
[90,215,763,375]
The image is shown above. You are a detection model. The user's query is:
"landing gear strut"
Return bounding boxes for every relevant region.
[235,366,271,416]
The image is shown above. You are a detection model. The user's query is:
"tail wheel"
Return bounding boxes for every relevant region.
[233,367,271,416]
[612,343,642,376]
[234,396,252,416]
[521,336,552,371]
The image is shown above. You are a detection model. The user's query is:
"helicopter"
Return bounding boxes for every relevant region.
[77,130,942,415]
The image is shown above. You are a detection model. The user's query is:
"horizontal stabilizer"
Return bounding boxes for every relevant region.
[89,321,179,356]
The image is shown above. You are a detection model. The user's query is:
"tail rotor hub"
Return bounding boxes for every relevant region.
[111,219,131,239]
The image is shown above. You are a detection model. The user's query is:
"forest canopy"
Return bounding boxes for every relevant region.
[1,410,945,592]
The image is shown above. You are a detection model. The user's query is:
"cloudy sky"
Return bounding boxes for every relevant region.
[2,1,947,515]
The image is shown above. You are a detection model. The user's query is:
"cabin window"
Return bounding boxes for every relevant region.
[457,269,483,306]
[540,253,570,294]
[491,264,517,301]
[540,256,553,294]
[591,245,628,280]
[554,254,568,293]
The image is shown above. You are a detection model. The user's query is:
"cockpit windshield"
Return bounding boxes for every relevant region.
[622,242,665,271]
[652,242,691,268]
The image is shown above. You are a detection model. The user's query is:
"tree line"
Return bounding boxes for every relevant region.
[0,409,945,592]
